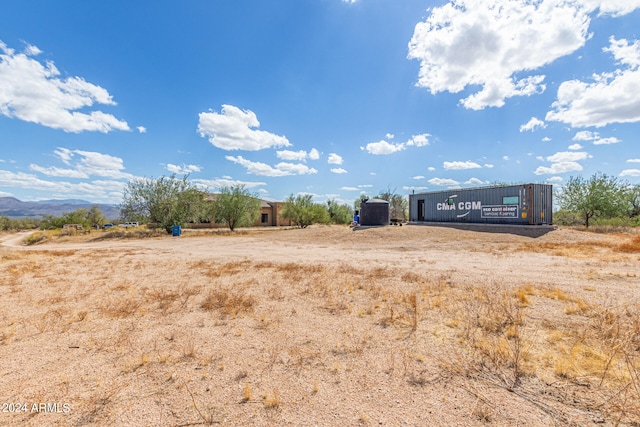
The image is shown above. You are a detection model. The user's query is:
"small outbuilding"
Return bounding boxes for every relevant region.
[359,198,390,226]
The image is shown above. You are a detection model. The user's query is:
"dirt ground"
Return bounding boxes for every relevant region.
[0,224,638,426]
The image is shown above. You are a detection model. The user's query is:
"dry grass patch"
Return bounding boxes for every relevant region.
[1,226,638,426]
[190,259,254,278]
[519,240,618,258]
[100,296,144,318]
[519,233,640,259]
[200,288,256,318]
[618,235,640,253]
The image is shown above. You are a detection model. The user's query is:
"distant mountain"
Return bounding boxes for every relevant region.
[38,199,94,205]
[0,197,120,220]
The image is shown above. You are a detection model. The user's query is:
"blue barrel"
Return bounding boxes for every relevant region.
[171,225,181,237]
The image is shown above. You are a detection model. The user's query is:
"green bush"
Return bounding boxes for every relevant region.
[281,194,330,228]
[24,232,48,245]
[553,210,583,226]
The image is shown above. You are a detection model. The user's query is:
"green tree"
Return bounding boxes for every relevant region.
[281,194,330,228]
[87,205,108,229]
[214,185,261,231]
[376,187,408,221]
[627,185,640,218]
[0,216,10,231]
[120,174,211,233]
[558,172,628,228]
[326,200,352,224]
[61,208,90,228]
[39,209,89,229]
[40,214,64,230]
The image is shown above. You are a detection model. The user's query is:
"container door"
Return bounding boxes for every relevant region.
[527,185,534,225]
[418,200,425,221]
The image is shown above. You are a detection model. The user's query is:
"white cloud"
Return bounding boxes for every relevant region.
[226,156,286,177]
[198,105,291,151]
[358,184,373,188]
[573,131,597,141]
[28,164,89,178]
[503,156,510,161]
[385,133,394,139]
[0,169,127,203]
[137,126,147,133]
[465,178,487,185]
[443,160,482,170]
[542,137,552,142]
[406,134,431,147]
[363,140,405,155]
[308,148,320,160]
[620,169,640,177]
[327,153,343,165]
[427,167,436,172]
[276,150,308,161]
[403,186,428,192]
[166,163,201,174]
[534,151,591,175]
[605,36,640,66]
[412,175,425,180]
[54,148,73,165]
[428,177,460,187]
[408,0,594,110]
[593,137,621,145]
[578,0,640,17]
[568,143,583,150]
[363,134,431,155]
[546,151,590,163]
[484,164,494,168]
[276,162,317,175]
[191,177,266,190]
[28,148,132,180]
[0,41,130,133]
[520,117,546,132]
[340,186,360,191]
[627,159,640,163]
[330,168,348,174]
[546,37,640,127]
[23,44,42,56]
[74,150,132,179]
[534,162,583,175]
[546,176,564,183]
[571,130,621,145]
[276,148,320,162]
[226,155,317,177]
[0,170,62,191]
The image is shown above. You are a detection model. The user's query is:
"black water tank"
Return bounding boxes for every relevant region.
[360,198,389,226]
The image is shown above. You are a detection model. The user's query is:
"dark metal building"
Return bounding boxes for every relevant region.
[359,198,390,226]
[409,184,552,225]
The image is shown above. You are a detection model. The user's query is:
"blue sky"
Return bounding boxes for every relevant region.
[1,0,639,206]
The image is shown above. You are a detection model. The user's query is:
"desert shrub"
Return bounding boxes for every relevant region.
[553,209,583,226]
[201,289,256,317]
[24,232,48,245]
[91,228,166,241]
[281,194,330,228]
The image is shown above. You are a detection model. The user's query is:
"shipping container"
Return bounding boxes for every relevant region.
[409,184,552,225]
[360,198,390,226]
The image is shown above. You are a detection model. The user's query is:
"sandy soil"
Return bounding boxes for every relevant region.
[0,224,638,426]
